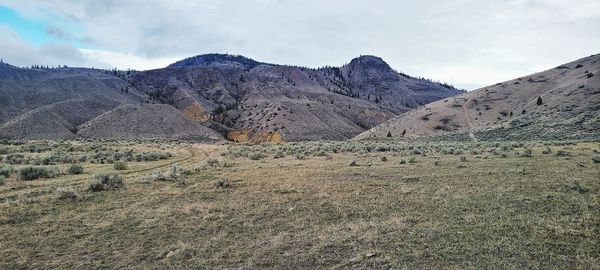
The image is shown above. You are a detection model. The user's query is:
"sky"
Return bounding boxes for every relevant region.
[0,0,599,90]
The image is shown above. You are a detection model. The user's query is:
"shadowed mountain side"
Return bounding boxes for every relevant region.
[356,54,600,140]
[76,104,223,140]
[0,64,145,126]
[0,99,114,140]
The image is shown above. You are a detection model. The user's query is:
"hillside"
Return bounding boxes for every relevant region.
[77,104,222,140]
[0,54,461,141]
[130,54,462,142]
[355,54,600,140]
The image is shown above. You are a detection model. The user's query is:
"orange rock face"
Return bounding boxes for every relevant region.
[183,102,211,122]
[228,130,283,144]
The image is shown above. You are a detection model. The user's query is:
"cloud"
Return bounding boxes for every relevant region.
[79,49,178,70]
[0,25,110,68]
[1,0,599,89]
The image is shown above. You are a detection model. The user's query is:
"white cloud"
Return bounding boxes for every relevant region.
[1,0,599,89]
[0,25,109,68]
[79,49,178,70]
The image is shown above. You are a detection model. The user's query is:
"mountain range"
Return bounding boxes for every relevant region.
[0,54,462,141]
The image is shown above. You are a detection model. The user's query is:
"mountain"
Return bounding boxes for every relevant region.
[0,54,461,141]
[77,104,222,140]
[167,54,263,70]
[355,54,600,140]
[128,54,462,142]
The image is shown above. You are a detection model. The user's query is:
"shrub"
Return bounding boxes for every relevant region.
[54,186,79,200]
[541,147,552,155]
[460,156,468,162]
[349,160,358,166]
[88,173,124,192]
[214,178,231,188]
[399,159,407,164]
[408,157,417,163]
[315,150,327,157]
[206,159,219,167]
[136,152,170,162]
[273,151,285,159]
[0,165,12,177]
[380,156,388,162]
[18,166,56,181]
[0,175,5,185]
[592,155,600,163]
[555,150,570,157]
[401,176,420,183]
[5,153,28,165]
[143,166,185,184]
[295,153,305,160]
[248,152,266,160]
[521,148,533,157]
[113,161,128,170]
[68,164,84,175]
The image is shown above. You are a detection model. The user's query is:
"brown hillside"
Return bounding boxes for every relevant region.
[355,54,600,140]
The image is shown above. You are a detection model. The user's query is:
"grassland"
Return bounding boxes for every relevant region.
[0,139,598,269]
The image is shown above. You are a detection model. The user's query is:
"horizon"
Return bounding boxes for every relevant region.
[1,0,599,90]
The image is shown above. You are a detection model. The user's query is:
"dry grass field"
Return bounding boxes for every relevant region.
[0,140,598,269]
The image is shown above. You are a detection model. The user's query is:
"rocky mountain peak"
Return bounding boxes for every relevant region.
[346,55,393,72]
[167,53,263,70]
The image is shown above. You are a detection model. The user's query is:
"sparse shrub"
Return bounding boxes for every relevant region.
[380,156,388,162]
[408,157,417,163]
[113,161,128,170]
[136,151,170,162]
[222,161,235,168]
[521,148,533,157]
[399,159,406,164]
[54,186,79,200]
[349,160,358,166]
[315,150,327,157]
[0,165,13,177]
[568,180,590,194]
[68,164,84,175]
[249,152,266,160]
[206,159,219,167]
[460,156,467,162]
[555,149,570,157]
[88,173,124,192]
[0,175,5,185]
[214,178,231,188]
[143,166,186,184]
[5,153,28,165]
[18,166,56,181]
[401,176,420,182]
[542,147,552,155]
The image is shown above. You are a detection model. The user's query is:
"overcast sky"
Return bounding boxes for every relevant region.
[0,0,599,90]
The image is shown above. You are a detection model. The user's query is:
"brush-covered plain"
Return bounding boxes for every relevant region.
[0,139,598,269]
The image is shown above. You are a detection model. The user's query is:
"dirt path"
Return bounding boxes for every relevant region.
[462,99,477,141]
[0,145,212,202]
